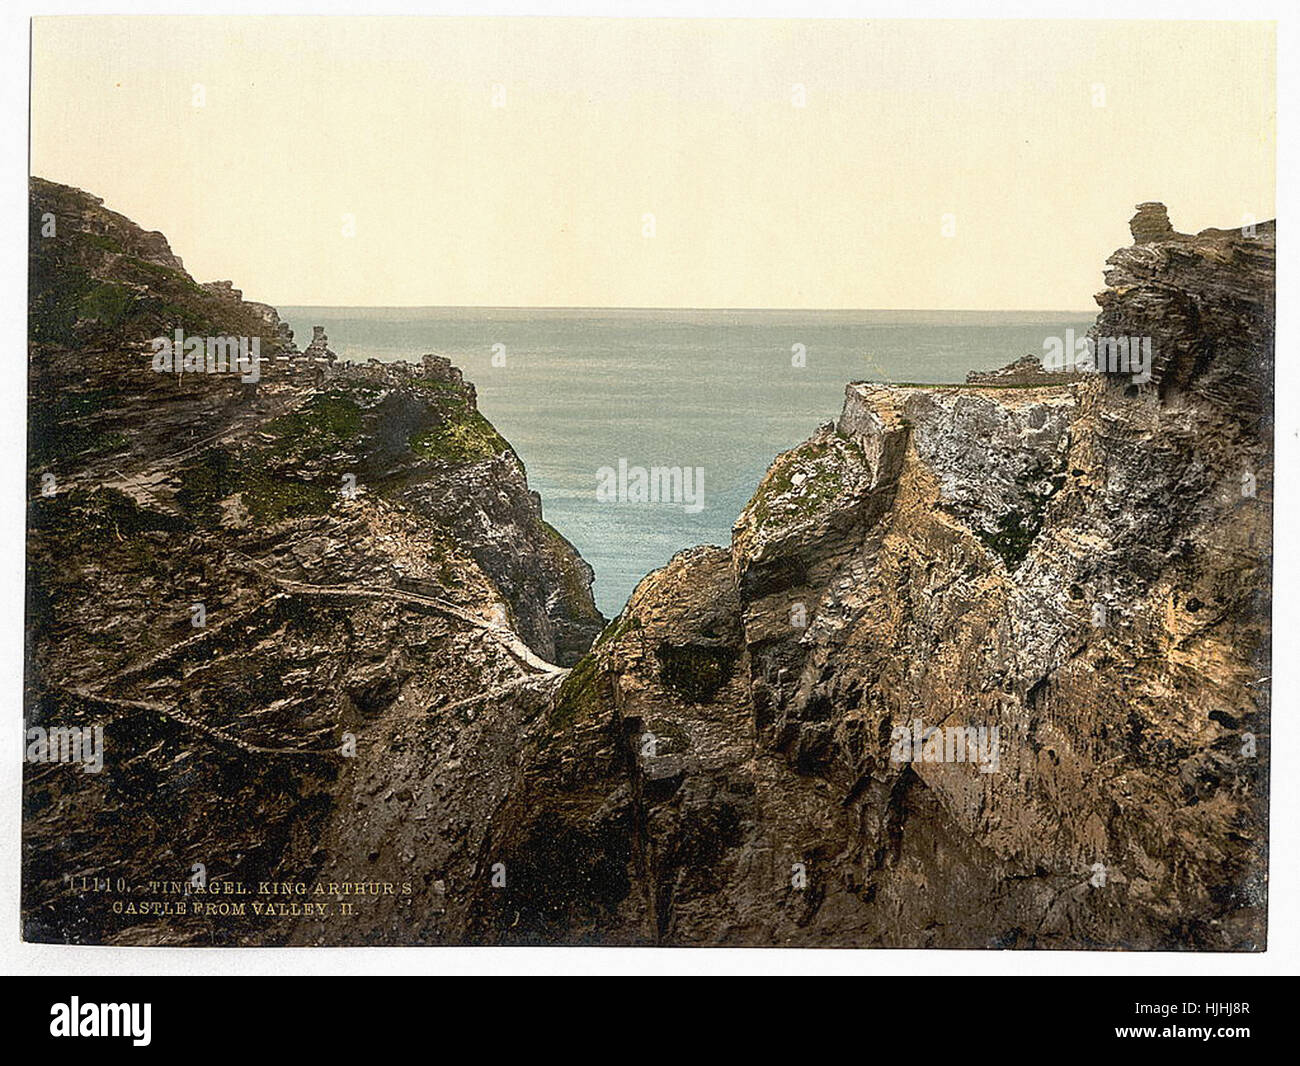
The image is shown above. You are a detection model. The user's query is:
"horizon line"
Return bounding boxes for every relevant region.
[272,304,1099,314]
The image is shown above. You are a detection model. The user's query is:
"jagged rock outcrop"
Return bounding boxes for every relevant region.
[29,178,295,353]
[464,207,1273,949]
[1129,201,1179,244]
[24,179,603,945]
[1096,206,1275,404]
[24,184,1272,950]
[966,353,1080,386]
[302,325,337,364]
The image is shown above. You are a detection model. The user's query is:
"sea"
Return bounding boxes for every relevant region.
[279,308,1096,618]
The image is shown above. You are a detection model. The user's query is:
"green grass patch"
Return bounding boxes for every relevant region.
[549,651,607,730]
[239,475,334,524]
[267,391,364,459]
[748,435,860,535]
[410,408,510,465]
[594,612,643,649]
[176,446,334,527]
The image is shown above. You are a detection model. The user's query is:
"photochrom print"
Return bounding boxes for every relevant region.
[24,17,1274,949]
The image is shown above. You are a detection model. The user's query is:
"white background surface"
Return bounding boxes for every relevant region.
[1,0,1293,977]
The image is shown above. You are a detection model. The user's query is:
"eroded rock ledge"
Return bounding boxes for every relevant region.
[25,187,1272,950]
[24,179,604,946]
[469,206,1272,949]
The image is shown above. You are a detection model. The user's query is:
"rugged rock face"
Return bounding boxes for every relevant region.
[1129,201,1178,245]
[25,186,1272,950]
[1096,204,1275,407]
[464,209,1273,949]
[24,179,603,945]
[301,325,337,364]
[966,352,1080,386]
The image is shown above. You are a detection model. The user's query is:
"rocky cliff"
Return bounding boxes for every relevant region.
[24,179,603,944]
[463,206,1273,949]
[25,188,1272,950]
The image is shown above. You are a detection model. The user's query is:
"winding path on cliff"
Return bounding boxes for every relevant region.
[233,554,568,677]
[81,447,570,672]
[52,459,570,760]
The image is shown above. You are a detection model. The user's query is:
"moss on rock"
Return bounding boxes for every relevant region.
[411,408,510,465]
[655,642,737,703]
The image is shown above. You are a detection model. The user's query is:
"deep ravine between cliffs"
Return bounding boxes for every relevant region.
[25,181,1272,949]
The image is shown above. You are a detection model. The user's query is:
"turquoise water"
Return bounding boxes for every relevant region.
[280,308,1095,617]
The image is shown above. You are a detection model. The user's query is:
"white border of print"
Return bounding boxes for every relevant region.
[0,0,1292,978]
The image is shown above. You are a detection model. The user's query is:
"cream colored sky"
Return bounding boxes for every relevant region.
[31,17,1274,309]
